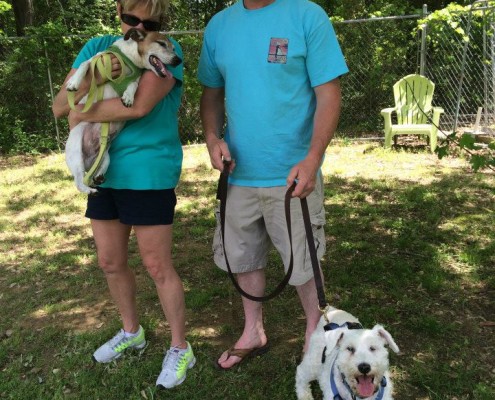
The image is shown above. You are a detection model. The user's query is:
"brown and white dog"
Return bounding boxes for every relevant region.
[64,28,181,194]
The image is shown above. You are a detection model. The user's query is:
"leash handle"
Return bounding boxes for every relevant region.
[217,160,327,305]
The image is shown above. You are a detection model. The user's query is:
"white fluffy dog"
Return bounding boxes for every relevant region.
[296,307,400,400]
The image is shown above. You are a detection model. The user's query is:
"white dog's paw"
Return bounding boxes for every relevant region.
[75,180,97,194]
[79,185,98,194]
[295,368,315,400]
[121,92,134,107]
[296,391,314,400]
[66,76,81,92]
[121,81,138,108]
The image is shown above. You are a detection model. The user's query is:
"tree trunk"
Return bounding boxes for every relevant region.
[12,0,34,36]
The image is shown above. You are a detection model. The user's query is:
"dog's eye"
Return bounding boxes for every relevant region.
[346,346,355,354]
[369,346,376,352]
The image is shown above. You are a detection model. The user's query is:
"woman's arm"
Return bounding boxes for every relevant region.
[67,70,176,128]
[52,69,89,119]
[52,55,122,119]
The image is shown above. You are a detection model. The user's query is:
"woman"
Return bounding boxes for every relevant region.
[52,0,194,389]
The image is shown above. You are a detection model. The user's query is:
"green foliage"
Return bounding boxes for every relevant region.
[436,132,495,172]
[0,1,11,13]
[0,1,119,154]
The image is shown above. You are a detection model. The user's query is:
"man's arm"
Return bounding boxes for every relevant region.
[200,86,233,172]
[287,78,342,198]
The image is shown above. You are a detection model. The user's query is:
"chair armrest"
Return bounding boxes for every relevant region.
[381,107,396,131]
[432,107,444,125]
[380,107,396,116]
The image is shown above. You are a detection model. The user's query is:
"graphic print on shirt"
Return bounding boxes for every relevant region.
[267,38,288,64]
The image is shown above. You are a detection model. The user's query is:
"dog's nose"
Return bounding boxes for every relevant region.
[358,363,371,375]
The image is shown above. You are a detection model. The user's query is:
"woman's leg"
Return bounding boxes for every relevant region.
[91,219,137,332]
[134,224,186,348]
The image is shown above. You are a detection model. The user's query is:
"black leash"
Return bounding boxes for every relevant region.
[216,160,328,308]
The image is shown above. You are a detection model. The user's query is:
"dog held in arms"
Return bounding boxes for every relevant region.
[64,28,181,194]
[295,307,399,400]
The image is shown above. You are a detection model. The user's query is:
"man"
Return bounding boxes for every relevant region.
[198,0,348,370]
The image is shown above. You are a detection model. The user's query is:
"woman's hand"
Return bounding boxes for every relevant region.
[93,55,123,86]
[68,108,83,129]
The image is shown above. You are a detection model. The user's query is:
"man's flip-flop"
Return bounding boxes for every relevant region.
[215,342,270,371]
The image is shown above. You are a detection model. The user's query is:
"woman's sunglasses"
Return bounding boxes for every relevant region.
[121,13,161,31]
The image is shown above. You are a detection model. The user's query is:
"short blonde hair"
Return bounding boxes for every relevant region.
[120,0,169,18]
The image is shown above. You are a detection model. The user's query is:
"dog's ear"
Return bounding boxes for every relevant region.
[335,331,346,348]
[325,329,345,351]
[124,28,146,42]
[372,325,400,354]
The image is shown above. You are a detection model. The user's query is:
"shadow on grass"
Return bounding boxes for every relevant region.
[0,168,494,399]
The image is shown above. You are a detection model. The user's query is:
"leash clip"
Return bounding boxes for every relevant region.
[320,303,332,323]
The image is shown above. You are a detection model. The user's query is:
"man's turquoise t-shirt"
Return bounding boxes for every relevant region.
[72,35,183,190]
[198,0,348,187]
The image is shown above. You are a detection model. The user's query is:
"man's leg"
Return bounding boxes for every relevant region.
[296,276,322,353]
[217,268,268,369]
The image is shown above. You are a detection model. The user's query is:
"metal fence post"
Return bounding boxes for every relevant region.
[43,38,61,151]
[420,4,428,76]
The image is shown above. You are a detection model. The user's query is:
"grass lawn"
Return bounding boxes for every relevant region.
[0,142,494,399]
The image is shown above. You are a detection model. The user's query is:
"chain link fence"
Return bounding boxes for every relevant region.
[0,2,493,153]
[424,1,495,133]
[335,15,422,136]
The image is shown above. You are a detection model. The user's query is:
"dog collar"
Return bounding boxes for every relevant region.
[324,322,364,332]
[329,363,387,400]
[106,45,143,97]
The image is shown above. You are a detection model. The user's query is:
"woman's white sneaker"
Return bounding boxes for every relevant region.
[92,326,146,363]
[156,342,196,389]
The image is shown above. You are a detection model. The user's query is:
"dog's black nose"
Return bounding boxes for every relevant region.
[358,363,371,375]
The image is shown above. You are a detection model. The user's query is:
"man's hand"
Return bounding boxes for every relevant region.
[206,136,235,172]
[286,155,321,198]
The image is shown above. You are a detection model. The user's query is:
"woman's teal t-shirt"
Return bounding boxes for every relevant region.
[72,35,183,190]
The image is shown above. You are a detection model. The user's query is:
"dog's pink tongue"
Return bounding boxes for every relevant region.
[357,376,375,398]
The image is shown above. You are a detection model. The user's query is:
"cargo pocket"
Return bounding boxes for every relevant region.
[305,207,326,266]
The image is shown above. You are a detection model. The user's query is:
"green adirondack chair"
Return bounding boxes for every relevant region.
[381,74,444,152]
